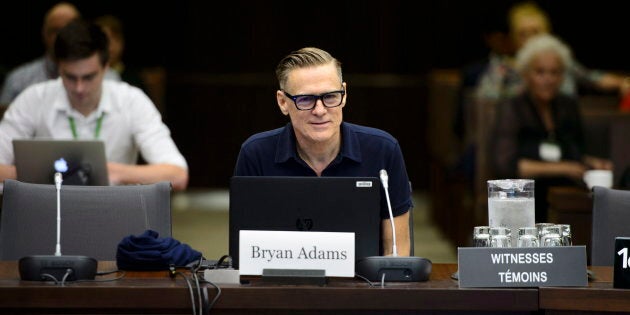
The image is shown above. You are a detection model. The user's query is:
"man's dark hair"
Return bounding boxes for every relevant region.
[54,19,109,66]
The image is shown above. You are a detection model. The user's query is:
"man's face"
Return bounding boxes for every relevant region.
[277,63,346,147]
[525,51,564,103]
[58,53,108,112]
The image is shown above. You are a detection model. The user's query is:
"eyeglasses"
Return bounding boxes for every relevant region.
[283,90,345,111]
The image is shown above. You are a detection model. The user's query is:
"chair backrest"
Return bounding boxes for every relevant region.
[0,179,172,261]
[591,186,630,266]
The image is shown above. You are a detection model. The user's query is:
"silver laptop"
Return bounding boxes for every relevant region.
[13,139,109,186]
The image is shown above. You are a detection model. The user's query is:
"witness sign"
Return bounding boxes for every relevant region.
[458,246,587,287]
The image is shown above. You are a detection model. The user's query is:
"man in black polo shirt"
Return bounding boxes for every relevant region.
[234,47,412,256]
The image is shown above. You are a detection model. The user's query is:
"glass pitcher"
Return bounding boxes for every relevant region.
[488,179,535,246]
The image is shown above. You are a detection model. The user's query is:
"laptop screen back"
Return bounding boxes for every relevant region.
[12,139,109,186]
[229,176,381,268]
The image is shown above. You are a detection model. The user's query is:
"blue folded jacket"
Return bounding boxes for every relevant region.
[116,230,203,270]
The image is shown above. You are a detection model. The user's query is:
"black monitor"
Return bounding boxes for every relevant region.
[229,176,381,269]
[12,139,109,186]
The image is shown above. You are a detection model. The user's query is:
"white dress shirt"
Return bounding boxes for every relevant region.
[0,78,187,169]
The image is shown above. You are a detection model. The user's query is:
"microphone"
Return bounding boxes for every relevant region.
[54,172,62,256]
[18,160,97,282]
[355,169,432,282]
[379,169,397,257]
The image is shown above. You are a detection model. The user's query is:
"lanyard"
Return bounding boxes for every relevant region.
[68,113,105,139]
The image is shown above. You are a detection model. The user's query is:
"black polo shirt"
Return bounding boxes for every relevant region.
[234,122,413,219]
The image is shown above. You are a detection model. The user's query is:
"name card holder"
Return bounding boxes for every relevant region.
[458,246,587,288]
[240,230,355,278]
[262,268,327,286]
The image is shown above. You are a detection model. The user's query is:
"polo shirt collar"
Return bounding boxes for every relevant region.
[274,123,298,163]
[341,122,362,163]
[274,122,362,164]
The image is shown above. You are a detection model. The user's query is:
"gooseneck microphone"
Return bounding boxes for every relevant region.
[354,169,432,282]
[17,160,97,282]
[54,172,63,256]
[379,169,397,257]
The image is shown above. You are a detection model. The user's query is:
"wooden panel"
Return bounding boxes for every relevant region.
[540,267,630,313]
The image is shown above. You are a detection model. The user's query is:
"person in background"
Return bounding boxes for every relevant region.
[94,15,125,78]
[95,14,166,114]
[492,34,612,221]
[0,19,188,190]
[0,2,120,106]
[234,47,412,256]
[475,1,628,105]
[453,9,514,182]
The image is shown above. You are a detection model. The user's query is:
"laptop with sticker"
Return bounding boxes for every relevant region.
[13,139,109,186]
[229,176,381,268]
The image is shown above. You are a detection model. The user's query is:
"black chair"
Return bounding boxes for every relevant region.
[0,179,172,261]
[591,186,630,266]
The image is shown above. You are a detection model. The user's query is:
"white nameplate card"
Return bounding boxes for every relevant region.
[239,230,355,277]
[458,246,587,288]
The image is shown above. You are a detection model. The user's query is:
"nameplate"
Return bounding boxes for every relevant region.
[614,237,630,288]
[239,230,355,277]
[458,246,587,287]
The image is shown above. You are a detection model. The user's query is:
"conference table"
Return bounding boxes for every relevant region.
[0,262,628,314]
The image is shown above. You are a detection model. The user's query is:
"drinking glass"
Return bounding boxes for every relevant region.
[488,179,535,246]
[489,227,511,248]
[473,226,491,247]
[558,224,572,246]
[517,227,539,247]
[536,223,554,240]
[541,225,563,247]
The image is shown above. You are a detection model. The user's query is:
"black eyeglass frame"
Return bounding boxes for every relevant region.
[282,89,346,111]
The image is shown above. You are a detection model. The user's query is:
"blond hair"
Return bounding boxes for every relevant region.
[509,2,551,35]
[275,47,342,90]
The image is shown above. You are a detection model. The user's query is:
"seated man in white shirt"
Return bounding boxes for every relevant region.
[0,2,120,106]
[0,19,188,190]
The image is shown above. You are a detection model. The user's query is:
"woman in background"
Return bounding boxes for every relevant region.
[493,34,612,221]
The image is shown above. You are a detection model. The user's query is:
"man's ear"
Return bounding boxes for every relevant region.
[277,90,289,116]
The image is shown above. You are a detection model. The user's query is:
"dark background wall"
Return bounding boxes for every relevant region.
[2,0,628,188]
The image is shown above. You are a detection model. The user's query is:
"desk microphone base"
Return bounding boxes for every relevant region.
[19,255,97,281]
[356,256,432,282]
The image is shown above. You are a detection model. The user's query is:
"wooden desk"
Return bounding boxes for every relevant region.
[2,262,629,314]
[0,261,197,314]
[0,262,538,314]
[540,266,630,314]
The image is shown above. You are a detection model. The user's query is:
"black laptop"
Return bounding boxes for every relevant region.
[12,139,109,186]
[229,176,382,268]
